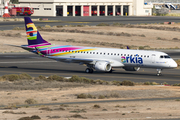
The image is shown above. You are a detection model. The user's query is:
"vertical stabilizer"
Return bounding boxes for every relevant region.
[24,17,50,45]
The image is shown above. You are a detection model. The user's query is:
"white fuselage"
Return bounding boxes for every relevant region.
[47,47,177,69]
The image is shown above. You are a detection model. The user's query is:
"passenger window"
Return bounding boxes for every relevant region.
[114,53,116,55]
[104,53,105,55]
[118,54,119,56]
[108,53,109,55]
[160,56,163,58]
[144,55,146,57]
[97,52,98,54]
[111,53,113,55]
[93,52,95,54]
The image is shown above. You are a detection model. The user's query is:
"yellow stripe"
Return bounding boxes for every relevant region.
[51,48,96,56]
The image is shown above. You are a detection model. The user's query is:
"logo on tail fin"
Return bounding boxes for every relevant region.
[26,23,37,40]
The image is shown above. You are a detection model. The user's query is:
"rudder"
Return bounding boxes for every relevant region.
[24,17,50,46]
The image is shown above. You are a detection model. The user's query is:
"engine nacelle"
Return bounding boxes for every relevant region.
[123,67,140,71]
[94,61,112,72]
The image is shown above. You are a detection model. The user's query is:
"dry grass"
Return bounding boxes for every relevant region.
[1,24,180,54]
[24,98,37,104]
[70,114,87,119]
[0,32,22,37]
[3,111,26,114]
[18,115,41,120]
[76,88,174,99]
[176,59,180,68]
[1,84,180,120]
[0,74,179,92]
[42,28,147,38]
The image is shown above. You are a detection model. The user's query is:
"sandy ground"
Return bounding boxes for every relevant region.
[0,82,180,120]
[0,25,180,120]
[1,25,180,53]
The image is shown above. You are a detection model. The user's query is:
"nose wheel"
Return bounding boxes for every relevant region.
[157,69,162,76]
[85,68,93,73]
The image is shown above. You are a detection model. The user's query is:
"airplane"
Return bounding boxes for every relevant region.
[10,17,178,76]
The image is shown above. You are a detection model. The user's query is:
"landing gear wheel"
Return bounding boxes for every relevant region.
[85,68,93,73]
[156,69,162,76]
[108,69,113,73]
[157,73,161,76]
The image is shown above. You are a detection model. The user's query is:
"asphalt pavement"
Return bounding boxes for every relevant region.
[0,51,179,85]
[1,16,180,30]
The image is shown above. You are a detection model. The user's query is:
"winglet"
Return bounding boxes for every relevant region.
[127,46,130,49]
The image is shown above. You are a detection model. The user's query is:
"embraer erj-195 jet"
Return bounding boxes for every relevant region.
[14,17,177,76]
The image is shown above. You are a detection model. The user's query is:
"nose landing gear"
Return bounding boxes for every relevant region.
[157,69,162,76]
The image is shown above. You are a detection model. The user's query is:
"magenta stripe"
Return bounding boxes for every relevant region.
[28,43,51,48]
[49,47,83,54]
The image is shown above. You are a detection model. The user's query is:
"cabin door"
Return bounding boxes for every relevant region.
[151,54,156,64]
[47,48,51,56]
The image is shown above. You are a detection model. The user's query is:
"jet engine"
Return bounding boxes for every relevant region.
[94,61,112,72]
[123,67,140,71]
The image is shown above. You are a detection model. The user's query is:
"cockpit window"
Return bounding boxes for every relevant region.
[160,55,171,59]
[164,55,171,58]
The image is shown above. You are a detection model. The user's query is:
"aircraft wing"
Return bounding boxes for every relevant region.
[46,56,95,64]
[46,56,124,67]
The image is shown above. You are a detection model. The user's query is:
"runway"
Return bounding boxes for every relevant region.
[1,16,180,30]
[0,51,180,85]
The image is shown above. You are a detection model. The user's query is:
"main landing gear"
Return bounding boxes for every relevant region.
[85,68,113,73]
[85,68,94,73]
[157,69,162,76]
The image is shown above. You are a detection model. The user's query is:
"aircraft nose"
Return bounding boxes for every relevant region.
[170,60,177,68]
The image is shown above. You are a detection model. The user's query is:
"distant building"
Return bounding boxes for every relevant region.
[17,0,153,17]
[144,0,180,3]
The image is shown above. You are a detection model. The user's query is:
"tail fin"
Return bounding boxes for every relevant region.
[24,17,50,46]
